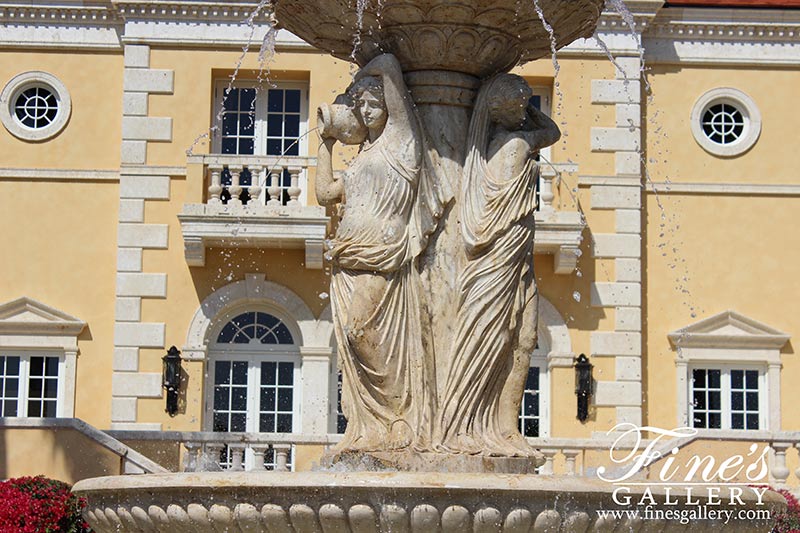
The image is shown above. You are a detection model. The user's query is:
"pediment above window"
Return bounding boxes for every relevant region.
[0,297,86,338]
[668,310,789,350]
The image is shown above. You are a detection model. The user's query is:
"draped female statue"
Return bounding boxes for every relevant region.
[316,54,444,453]
[435,74,561,457]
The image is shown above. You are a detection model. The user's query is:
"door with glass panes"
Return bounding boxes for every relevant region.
[213,81,309,206]
[207,310,300,470]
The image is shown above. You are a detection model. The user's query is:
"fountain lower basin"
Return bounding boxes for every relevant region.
[73,471,784,532]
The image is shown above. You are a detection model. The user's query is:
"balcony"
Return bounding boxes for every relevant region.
[178,156,585,273]
[178,154,329,269]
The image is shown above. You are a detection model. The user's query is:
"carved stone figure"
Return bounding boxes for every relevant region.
[435,74,561,457]
[316,54,444,453]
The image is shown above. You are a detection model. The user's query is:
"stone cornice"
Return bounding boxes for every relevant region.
[0,2,120,23]
[647,6,800,41]
[111,0,271,22]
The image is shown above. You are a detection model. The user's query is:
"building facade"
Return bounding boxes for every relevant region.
[1,0,799,486]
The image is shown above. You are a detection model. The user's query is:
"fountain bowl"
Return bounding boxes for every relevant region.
[273,0,605,76]
[73,471,784,532]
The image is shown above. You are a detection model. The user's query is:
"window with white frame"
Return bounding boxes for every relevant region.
[518,344,550,438]
[529,86,552,211]
[213,81,309,206]
[0,353,64,417]
[670,310,789,432]
[208,310,300,470]
[0,297,84,418]
[690,366,765,430]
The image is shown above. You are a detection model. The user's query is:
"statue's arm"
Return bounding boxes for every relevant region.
[524,104,561,151]
[357,54,421,160]
[315,137,343,206]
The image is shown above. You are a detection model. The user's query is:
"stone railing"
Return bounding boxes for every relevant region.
[187,154,317,209]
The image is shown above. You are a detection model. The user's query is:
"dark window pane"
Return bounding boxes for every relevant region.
[222,138,238,154]
[258,313,279,328]
[523,394,536,416]
[285,90,301,113]
[233,312,255,326]
[240,114,255,136]
[30,357,44,376]
[746,392,759,410]
[45,358,58,376]
[261,388,276,411]
[284,114,300,137]
[693,413,706,428]
[255,326,268,339]
[274,324,294,344]
[746,414,759,430]
[267,114,283,136]
[283,139,299,156]
[278,363,293,386]
[223,88,240,111]
[693,391,705,410]
[266,139,282,155]
[6,357,20,375]
[731,391,743,410]
[240,88,256,111]
[278,389,293,411]
[693,369,705,388]
[523,419,539,437]
[28,400,42,417]
[43,401,56,417]
[277,414,292,432]
[3,400,17,417]
[232,362,248,384]
[732,413,744,430]
[232,387,248,411]
[260,413,276,432]
[709,413,721,429]
[268,89,283,112]
[731,370,743,389]
[239,138,254,154]
[29,378,42,398]
[230,413,246,432]
[233,331,250,344]
[214,386,229,410]
[262,362,276,385]
[745,370,758,389]
[337,414,347,434]
[708,370,721,388]
[215,361,231,385]
[44,379,58,398]
[222,113,238,135]
[708,391,721,410]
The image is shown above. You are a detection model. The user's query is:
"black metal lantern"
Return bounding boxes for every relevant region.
[574,353,593,422]
[162,346,182,416]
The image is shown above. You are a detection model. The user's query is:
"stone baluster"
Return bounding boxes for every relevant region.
[287,167,302,207]
[562,449,581,476]
[539,173,555,213]
[208,165,223,205]
[538,447,558,475]
[771,441,792,486]
[229,445,246,471]
[251,445,269,471]
[248,165,263,206]
[228,165,243,207]
[274,444,292,472]
[267,169,282,207]
[183,442,200,472]
[204,442,225,472]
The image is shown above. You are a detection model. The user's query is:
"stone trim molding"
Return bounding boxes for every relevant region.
[690,87,761,158]
[646,182,800,195]
[0,71,71,141]
[183,274,332,360]
[670,310,789,431]
[0,167,118,181]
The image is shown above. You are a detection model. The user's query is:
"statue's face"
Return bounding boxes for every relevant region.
[358,90,387,131]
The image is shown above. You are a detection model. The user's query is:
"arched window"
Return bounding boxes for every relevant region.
[207,308,300,469]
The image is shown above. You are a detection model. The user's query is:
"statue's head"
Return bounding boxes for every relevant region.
[487,74,533,130]
[350,76,387,133]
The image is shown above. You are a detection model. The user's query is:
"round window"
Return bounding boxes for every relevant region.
[690,88,761,157]
[1,72,71,141]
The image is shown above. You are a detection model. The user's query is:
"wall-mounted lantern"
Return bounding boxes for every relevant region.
[162,346,182,416]
[574,353,593,422]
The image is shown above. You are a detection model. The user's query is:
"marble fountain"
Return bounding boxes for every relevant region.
[73,0,785,530]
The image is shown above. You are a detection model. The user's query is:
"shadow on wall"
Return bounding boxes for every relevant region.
[0,427,122,484]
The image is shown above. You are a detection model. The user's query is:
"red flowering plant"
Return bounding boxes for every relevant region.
[0,476,90,532]
[772,488,800,533]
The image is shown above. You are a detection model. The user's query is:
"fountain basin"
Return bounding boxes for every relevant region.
[273,0,605,76]
[73,471,784,532]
